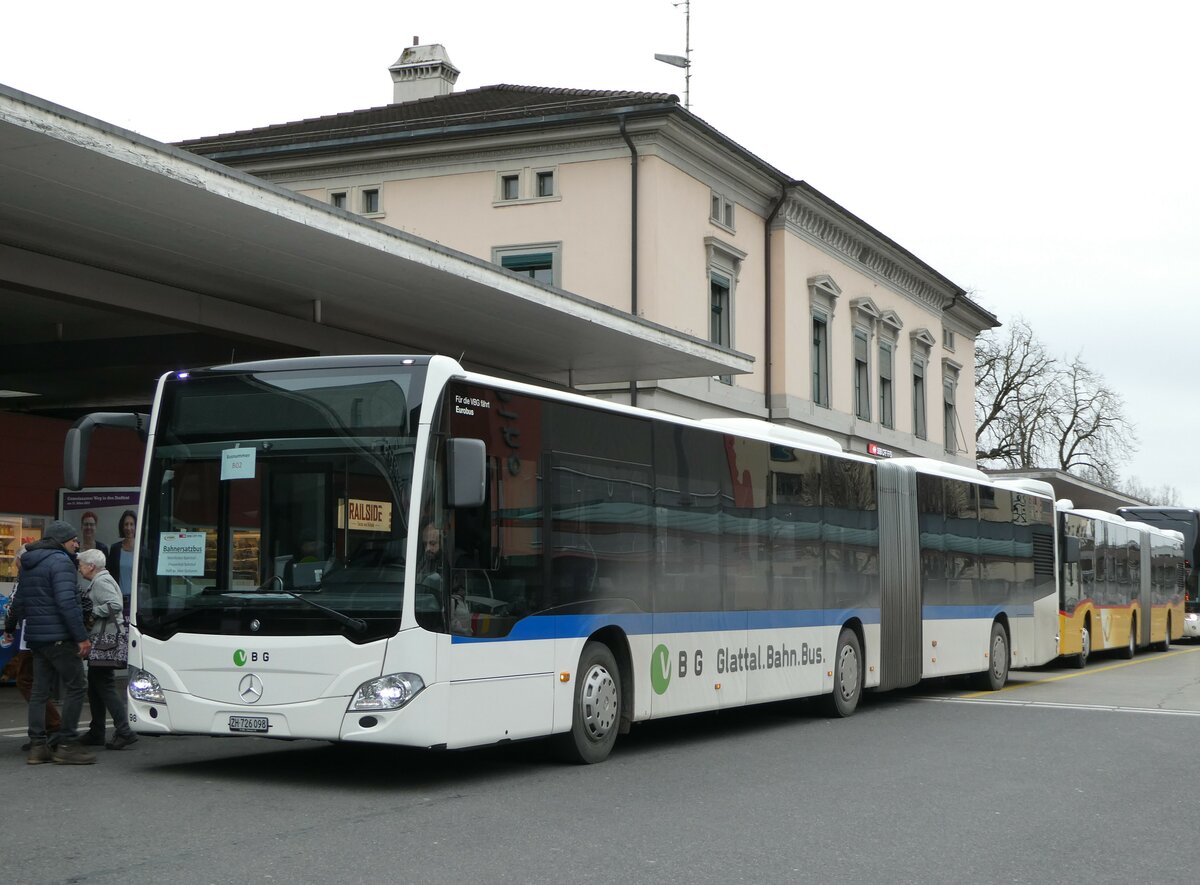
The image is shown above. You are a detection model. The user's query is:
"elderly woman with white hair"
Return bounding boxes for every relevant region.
[77,548,137,750]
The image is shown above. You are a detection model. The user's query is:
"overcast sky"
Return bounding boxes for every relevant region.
[4,1,1197,503]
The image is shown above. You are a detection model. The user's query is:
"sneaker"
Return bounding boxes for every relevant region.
[79,732,106,746]
[26,743,53,765]
[106,733,139,751]
[51,743,97,765]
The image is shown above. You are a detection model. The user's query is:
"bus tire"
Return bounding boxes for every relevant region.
[556,641,621,764]
[824,627,862,718]
[1159,618,1171,652]
[1073,621,1090,669]
[975,621,1009,691]
[1119,621,1136,660]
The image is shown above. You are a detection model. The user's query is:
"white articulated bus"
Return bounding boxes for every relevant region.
[65,355,1061,763]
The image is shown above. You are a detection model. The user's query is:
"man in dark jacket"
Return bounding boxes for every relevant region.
[16,520,94,765]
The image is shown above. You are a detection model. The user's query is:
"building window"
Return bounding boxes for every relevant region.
[944,380,958,454]
[493,242,562,287]
[536,170,555,198]
[943,327,956,351]
[703,236,744,386]
[943,359,962,455]
[500,174,520,201]
[361,188,380,214]
[330,191,347,210]
[709,191,735,231]
[879,342,894,429]
[812,314,830,407]
[502,252,554,284]
[853,330,871,421]
[710,272,732,384]
[913,359,927,440]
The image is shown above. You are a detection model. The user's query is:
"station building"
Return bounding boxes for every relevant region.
[0,42,997,568]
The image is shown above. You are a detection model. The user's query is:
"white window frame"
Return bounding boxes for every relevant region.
[495,166,561,205]
[812,311,831,408]
[943,327,957,352]
[709,190,736,232]
[878,341,894,429]
[704,236,744,384]
[943,358,963,455]
[878,310,902,431]
[910,328,937,441]
[492,242,563,288]
[358,185,383,217]
[329,190,348,210]
[807,275,841,410]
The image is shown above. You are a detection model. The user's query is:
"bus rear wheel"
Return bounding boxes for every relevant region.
[1159,617,1172,652]
[824,627,862,718]
[556,641,621,764]
[975,622,1009,691]
[1120,622,1136,660]
[1073,622,1090,669]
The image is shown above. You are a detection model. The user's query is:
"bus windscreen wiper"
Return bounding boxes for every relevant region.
[251,575,368,634]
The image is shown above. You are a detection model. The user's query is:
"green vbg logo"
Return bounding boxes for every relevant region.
[650,643,672,695]
[233,649,247,667]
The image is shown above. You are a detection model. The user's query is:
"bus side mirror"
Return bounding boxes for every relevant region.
[447,438,486,509]
[63,411,149,490]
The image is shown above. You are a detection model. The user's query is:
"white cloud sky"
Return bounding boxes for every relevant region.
[4,0,1198,501]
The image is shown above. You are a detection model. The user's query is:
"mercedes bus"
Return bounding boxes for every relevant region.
[65,355,1062,762]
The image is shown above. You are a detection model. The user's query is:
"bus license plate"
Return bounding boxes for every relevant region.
[229,716,269,734]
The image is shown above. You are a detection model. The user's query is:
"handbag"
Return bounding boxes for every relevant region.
[89,619,128,668]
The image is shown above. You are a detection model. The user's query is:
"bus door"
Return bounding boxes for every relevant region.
[876,461,922,690]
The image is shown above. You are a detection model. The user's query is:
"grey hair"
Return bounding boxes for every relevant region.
[77,548,108,570]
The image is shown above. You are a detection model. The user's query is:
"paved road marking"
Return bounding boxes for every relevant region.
[960,645,1200,697]
[919,696,1200,717]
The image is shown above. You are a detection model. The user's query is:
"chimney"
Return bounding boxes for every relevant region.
[389,38,460,104]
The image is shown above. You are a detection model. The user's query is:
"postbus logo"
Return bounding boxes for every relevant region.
[650,643,672,695]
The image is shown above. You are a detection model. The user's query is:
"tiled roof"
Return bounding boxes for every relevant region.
[177,85,680,153]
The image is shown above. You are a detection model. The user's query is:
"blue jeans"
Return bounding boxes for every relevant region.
[29,641,88,745]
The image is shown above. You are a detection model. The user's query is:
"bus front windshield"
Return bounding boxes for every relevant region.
[137,365,426,643]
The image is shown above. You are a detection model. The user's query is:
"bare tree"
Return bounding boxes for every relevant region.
[974,318,1056,467]
[975,319,1137,483]
[1119,478,1181,507]
[1044,355,1137,485]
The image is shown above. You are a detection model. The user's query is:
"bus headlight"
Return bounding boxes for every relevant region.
[350,673,425,711]
[128,669,166,704]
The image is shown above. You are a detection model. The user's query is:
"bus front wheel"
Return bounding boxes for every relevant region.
[824,627,862,717]
[1073,622,1090,669]
[556,641,621,764]
[975,622,1009,691]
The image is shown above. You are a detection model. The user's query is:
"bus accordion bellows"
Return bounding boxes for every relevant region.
[64,355,1062,763]
[1055,502,1185,667]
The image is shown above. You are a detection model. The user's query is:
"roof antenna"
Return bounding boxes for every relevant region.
[654,0,692,110]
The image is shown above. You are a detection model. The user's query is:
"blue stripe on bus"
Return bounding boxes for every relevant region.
[451,605,982,644]
[450,604,1033,643]
[922,604,1034,620]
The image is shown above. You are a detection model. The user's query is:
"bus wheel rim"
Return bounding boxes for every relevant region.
[838,644,859,700]
[580,664,618,741]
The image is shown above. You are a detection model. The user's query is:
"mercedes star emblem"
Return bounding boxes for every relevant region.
[238,673,264,704]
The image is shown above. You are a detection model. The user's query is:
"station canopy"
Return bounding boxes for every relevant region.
[0,85,751,415]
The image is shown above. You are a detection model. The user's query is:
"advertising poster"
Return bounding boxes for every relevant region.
[58,487,141,560]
